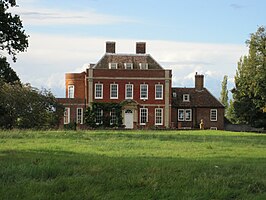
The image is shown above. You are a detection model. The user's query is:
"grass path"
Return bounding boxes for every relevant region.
[0,130,265,199]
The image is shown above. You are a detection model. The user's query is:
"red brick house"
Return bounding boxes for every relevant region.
[58,42,224,130]
[171,73,225,130]
[58,42,172,129]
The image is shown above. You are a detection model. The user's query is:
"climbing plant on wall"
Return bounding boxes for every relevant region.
[84,102,123,128]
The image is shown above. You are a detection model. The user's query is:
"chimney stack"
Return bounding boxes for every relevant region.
[106,41,116,53]
[136,42,146,54]
[195,72,204,91]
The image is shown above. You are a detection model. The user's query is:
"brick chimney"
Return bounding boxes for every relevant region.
[136,42,146,54]
[106,41,116,53]
[195,72,204,91]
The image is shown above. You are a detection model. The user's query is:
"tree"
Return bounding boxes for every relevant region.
[0,0,29,62]
[0,57,20,84]
[219,75,229,110]
[232,26,266,128]
[0,83,64,129]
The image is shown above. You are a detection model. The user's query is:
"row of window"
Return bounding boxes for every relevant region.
[64,107,164,126]
[178,109,217,121]
[109,63,148,70]
[95,83,163,100]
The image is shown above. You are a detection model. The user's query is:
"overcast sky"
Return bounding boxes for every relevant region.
[8,0,266,98]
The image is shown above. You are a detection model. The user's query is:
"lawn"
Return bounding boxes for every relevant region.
[0,130,266,199]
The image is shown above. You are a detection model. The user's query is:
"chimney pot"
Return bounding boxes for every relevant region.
[136,42,146,54]
[106,41,116,53]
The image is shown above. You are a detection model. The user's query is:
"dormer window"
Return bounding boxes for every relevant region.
[183,94,190,102]
[172,92,177,98]
[124,63,133,69]
[139,63,148,70]
[109,63,117,69]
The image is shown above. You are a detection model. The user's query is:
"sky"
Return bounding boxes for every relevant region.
[7,0,266,98]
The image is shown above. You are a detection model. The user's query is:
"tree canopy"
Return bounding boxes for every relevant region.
[232,26,266,128]
[0,0,29,61]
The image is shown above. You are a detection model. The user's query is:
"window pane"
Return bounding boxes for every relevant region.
[68,85,74,98]
[77,108,83,124]
[185,109,191,121]
[110,84,118,99]
[210,109,217,121]
[140,108,148,124]
[140,84,148,99]
[64,108,70,124]
[126,84,133,99]
[155,108,163,125]
[110,108,117,125]
[95,109,103,125]
[95,84,103,99]
[155,85,163,99]
[178,109,184,121]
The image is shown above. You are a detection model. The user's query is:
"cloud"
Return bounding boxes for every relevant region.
[10,6,136,25]
[11,34,247,98]
[230,3,245,9]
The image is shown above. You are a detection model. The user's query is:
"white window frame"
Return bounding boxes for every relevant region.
[210,109,217,121]
[140,108,148,125]
[68,85,74,98]
[124,63,133,69]
[140,84,148,100]
[95,109,103,125]
[139,63,148,70]
[76,108,83,124]
[110,84,118,99]
[109,63,117,69]
[185,109,192,121]
[64,107,70,124]
[155,84,163,100]
[183,94,190,102]
[178,109,192,121]
[110,108,117,125]
[155,108,163,125]
[125,84,133,99]
[95,83,103,99]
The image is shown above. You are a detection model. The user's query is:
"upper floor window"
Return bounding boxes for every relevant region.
[210,109,217,121]
[172,92,177,98]
[95,83,103,99]
[124,63,133,69]
[76,108,83,124]
[125,84,133,99]
[68,85,74,98]
[140,108,148,125]
[109,63,117,69]
[139,63,148,70]
[183,94,190,102]
[140,84,148,100]
[110,84,118,99]
[64,107,70,124]
[155,108,163,125]
[155,84,163,100]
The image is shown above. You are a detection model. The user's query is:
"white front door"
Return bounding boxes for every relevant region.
[124,109,133,129]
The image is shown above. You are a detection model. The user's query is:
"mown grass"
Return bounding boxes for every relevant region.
[0,130,265,199]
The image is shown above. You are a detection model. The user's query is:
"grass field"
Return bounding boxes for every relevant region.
[0,130,266,200]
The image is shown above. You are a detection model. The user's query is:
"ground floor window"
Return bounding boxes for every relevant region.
[210,109,217,121]
[155,108,163,125]
[178,109,192,121]
[110,108,117,125]
[76,108,83,124]
[95,109,103,125]
[64,107,70,124]
[140,108,148,125]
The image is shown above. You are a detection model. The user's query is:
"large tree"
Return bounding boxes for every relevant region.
[0,56,20,84]
[0,0,29,61]
[232,26,266,128]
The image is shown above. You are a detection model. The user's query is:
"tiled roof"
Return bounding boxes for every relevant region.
[93,53,164,70]
[172,87,224,108]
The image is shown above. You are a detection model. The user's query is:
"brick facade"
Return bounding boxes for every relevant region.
[57,42,224,130]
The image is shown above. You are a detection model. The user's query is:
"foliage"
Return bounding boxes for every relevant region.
[219,75,229,110]
[0,83,64,129]
[0,56,20,84]
[232,26,266,128]
[0,130,265,199]
[0,0,29,62]
[84,102,123,128]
